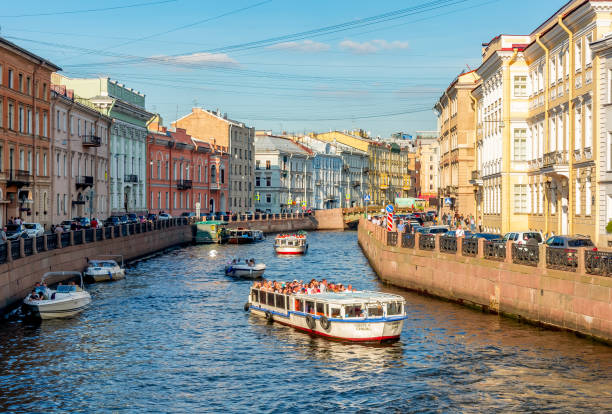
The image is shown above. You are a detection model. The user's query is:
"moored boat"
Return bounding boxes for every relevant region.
[84,256,125,282]
[252,230,265,242]
[225,258,266,279]
[23,271,91,320]
[246,284,406,342]
[274,233,308,254]
[228,228,255,244]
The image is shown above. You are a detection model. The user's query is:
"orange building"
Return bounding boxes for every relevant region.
[0,37,60,228]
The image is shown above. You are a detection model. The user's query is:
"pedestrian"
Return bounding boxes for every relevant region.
[470,215,475,232]
[456,224,465,237]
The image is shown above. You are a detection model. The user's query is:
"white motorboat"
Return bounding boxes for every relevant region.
[274,233,308,255]
[84,256,125,282]
[225,259,266,279]
[23,271,91,320]
[246,286,406,343]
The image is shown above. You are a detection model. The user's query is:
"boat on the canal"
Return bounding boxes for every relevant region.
[195,220,229,244]
[225,258,266,279]
[228,228,255,244]
[274,232,308,255]
[246,287,406,342]
[252,230,265,242]
[22,271,91,319]
[84,256,125,282]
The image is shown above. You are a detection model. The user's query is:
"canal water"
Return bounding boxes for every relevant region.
[1,231,612,413]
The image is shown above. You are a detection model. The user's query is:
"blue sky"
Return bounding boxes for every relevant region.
[2,0,565,137]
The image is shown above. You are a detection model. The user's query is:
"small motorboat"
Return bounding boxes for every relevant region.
[228,228,255,244]
[225,258,266,279]
[274,233,308,255]
[22,271,91,319]
[252,230,265,242]
[84,256,125,282]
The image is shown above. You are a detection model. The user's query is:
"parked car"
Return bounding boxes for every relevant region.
[59,220,74,232]
[426,225,449,234]
[5,224,25,240]
[158,213,172,220]
[23,223,44,238]
[103,216,122,227]
[466,233,502,241]
[72,217,91,229]
[127,213,139,224]
[138,215,147,224]
[444,230,473,238]
[502,231,543,245]
[545,235,595,249]
[119,215,129,225]
[147,213,158,222]
[180,212,196,218]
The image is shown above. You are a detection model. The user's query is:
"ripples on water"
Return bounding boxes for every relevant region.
[1,231,612,413]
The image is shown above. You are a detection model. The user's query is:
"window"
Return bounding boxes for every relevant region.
[173,192,177,208]
[255,176,260,187]
[26,77,31,95]
[513,129,527,160]
[575,106,582,151]
[18,105,23,133]
[575,178,581,215]
[165,192,169,209]
[256,160,260,170]
[19,149,24,170]
[27,109,31,134]
[387,302,403,316]
[266,160,271,170]
[43,112,48,137]
[266,193,271,203]
[514,185,527,213]
[8,102,13,130]
[165,161,169,179]
[585,104,592,149]
[0,99,3,128]
[586,34,593,66]
[8,69,13,89]
[575,39,582,72]
[266,177,271,187]
[514,76,527,97]
[585,178,592,216]
[18,74,23,92]
[608,132,612,171]
[42,83,47,100]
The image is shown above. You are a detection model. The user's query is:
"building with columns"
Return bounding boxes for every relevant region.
[51,74,153,215]
[49,84,111,225]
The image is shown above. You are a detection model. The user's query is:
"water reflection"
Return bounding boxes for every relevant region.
[0,231,611,412]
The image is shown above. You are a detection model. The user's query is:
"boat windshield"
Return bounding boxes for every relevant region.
[56,285,77,293]
[387,302,403,316]
[90,261,117,268]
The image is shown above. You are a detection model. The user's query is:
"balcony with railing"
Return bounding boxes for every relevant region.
[176,179,192,190]
[82,134,101,147]
[75,175,94,189]
[210,181,220,190]
[542,150,569,168]
[6,169,32,187]
[124,174,138,183]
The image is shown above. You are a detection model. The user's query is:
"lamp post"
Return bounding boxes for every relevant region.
[148,160,153,213]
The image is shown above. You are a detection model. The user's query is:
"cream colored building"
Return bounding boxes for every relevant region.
[417,140,439,202]
[434,70,480,216]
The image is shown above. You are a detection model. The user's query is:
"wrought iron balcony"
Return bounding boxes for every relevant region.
[176,179,192,190]
[124,174,138,183]
[6,169,32,187]
[75,175,94,189]
[82,134,101,147]
[210,182,220,190]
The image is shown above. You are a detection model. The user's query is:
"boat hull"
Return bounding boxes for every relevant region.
[228,237,255,244]
[85,269,125,282]
[23,293,91,320]
[249,306,403,343]
[225,264,266,279]
[274,245,308,255]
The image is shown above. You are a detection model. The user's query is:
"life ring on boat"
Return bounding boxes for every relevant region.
[243,302,249,311]
[319,316,331,331]
[305,315,316,330]
[265,311,273,322]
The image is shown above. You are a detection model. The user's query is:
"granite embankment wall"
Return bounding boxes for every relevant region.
[227,210,344,231]
[0,219,192,314]
[358,219,612,343]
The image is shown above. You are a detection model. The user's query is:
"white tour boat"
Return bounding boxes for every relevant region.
[225,259,266,279]
[274,233,308,255]
[246,287,407,342]
[23,271,92,319]
[84,256,125,282]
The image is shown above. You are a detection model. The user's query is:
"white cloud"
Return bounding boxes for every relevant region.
[150,52,238,67]
[339,39,409,54]
[267,39,330,53]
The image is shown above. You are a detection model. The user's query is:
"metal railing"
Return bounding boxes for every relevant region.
[85,229,94,243]
[439,236,457,253]
[11,240,20,260]
[511,244,539,267]
[47,235,57,250]
[419,234,436,251]
[124,174,139,183]
[113,226,120,238]
[176,179,192,190]
[401,233,415,248]
[60,232,71,248]
[484,241,506,261]
[74,231,83,245]
[585,250,612,277]
[546,247,577,272]
[36,236,44,252]
[105,227,112,239]
[82,134,101,147]
[387,231,398,246]
[0,243,7,263]
[24,238,33,256]
[96,228,103,241]
[75,175,94,188]
[462,238,478,257]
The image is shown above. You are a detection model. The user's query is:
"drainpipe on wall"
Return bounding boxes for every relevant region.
[503,48,519,233]
[558,16,574,235]
[536,34,550,237]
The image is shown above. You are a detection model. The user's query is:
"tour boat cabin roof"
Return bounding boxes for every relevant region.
[289,291,404,304]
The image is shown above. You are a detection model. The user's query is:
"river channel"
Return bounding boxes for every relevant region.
[1,230,612,412]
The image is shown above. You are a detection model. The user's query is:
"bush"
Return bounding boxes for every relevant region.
[607,220,612,234]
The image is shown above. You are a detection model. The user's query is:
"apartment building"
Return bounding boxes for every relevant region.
[0,37,60,228]
[418,140,439,203]
[147,116,229,215]
[49,85,111,225]
[434,70,480,216]
[172,108,254,213]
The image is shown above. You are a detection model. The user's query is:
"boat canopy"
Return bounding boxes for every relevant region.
[292,291,404,304]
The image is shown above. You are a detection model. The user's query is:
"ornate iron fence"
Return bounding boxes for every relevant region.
[105,227,112,239]
[387,231,398,246]
[419,234,436,251]
[61,232,71,248]
[36,236,45,252]
[0,243,7,263]
[96,228,103,241]
[546,247,577,272]
[121,225,128,237]
[47,235,57,250]
[74,231,83,245]
[439,236,457,253]
[511,244,539,266]
[24,238,33,256]
[484,241,506,261]
[11,240,20,260]
[401,233,415,248]
[114,226,120,238]
[85,229,94,243]
[462,238,478,257]
[585,250,612,277]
